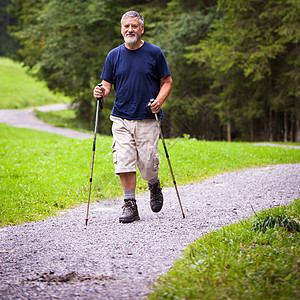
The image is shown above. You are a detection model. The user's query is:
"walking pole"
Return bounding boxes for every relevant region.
[150,99,185,219]
[85,83,103,226]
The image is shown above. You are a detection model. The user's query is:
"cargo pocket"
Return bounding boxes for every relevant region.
[153,151,160,171]
[112,140,117,165]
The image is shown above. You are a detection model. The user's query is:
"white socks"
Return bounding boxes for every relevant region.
[124,188,135,200]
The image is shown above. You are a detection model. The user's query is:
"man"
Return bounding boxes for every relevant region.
[93,10,172,223]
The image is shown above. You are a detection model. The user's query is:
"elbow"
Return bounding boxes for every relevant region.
[168,77,173,92]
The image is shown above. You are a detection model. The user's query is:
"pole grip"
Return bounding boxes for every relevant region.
[96,83,104,109]
[150,98,160,121]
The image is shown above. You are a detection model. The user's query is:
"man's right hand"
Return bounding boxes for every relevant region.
[93,84,105,100]
[93,80,112,100]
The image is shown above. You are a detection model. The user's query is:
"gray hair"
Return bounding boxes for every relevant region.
[121,11,144,28]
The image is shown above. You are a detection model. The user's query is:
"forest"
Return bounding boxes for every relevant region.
[1,0,300,141]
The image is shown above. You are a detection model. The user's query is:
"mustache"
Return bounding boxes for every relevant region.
[125,32,137,37]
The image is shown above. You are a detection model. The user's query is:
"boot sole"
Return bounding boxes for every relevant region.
[119,216,140,223]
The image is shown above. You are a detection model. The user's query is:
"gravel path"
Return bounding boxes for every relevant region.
[0,164,299,299]
[0,105,92,139]
[1,107,300,299]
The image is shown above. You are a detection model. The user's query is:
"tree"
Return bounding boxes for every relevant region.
[9,0,152,125]
[0,0,18,56]
[186,0,300,141]
[143,0,219,139]
[9,0,300,141]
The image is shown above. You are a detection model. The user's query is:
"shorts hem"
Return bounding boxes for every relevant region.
[115,169,137,175]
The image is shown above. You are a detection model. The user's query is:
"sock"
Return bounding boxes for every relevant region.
[124,189,135,200]
[148,178,159,186]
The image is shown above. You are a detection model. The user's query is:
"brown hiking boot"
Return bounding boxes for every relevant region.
[148,181,164,213]
[119,199,140,223]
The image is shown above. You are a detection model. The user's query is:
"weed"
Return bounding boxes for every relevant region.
[251,199,300,233]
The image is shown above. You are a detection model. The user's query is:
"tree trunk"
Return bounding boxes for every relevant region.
[250,118,254,142]
[269,108,273,141]
[290,119,294,142]
[295,109,300,142]
[227,121,231,142]
[283,111,288,142]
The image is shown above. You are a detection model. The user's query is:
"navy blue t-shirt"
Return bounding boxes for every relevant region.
[101,41,171,120]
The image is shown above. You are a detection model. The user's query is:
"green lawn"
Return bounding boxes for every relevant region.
[148,199,300,299]
[0,57,70,109]
[35,109,93,133]
[0,122,299,226]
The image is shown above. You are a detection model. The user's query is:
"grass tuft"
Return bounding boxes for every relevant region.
[251,201,300,233]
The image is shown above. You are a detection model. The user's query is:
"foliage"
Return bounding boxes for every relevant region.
[0,0,18,56]
[6,0,300,141]
[1,123,300,226]
[143,0,219,139]
[148,199,300,299]
[186,0,300,141]
[9,0,151,120]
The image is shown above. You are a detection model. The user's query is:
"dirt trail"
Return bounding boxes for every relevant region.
[0,104,92,139]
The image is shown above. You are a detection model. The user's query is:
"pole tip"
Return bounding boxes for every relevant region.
[85,219,88,226]
[182,212,185,219]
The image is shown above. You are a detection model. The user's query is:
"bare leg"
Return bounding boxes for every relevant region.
[119,172,136,191]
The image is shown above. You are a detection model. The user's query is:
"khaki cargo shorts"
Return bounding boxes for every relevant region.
[110,115,160,181]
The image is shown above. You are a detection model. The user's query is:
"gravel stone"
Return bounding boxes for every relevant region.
[0,164,299,299]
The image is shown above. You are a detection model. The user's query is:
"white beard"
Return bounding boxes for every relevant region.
[124,33,138,45]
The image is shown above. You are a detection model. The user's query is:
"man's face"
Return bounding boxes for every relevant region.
[121,17,144,45]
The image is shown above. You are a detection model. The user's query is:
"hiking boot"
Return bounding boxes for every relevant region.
[148,181,164,213]
[119,199,140,223]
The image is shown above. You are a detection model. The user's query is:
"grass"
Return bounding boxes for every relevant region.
[0,123,116,226]
[148,199,300,299]
[0,57,70,109]
[35,109,92,133]
[35,106,115,136]
[0,122,299,226]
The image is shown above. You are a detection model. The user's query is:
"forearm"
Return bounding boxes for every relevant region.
[102,81,112,99]
[150,76,173,113]
[156,81,172,106]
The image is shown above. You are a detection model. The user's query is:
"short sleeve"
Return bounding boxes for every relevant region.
[156,51,171,79]
[101,53,114,84]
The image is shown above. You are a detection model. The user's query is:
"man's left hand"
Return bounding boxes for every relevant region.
[149,99,161,114]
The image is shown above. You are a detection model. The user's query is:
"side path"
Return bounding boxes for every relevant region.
[0,164,299,299]
[0,104,92,139]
